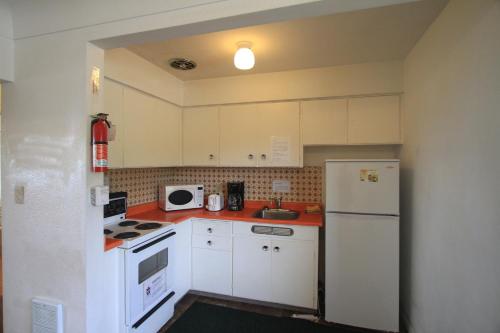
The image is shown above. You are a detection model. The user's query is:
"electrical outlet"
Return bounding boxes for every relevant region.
[15,185,25,204]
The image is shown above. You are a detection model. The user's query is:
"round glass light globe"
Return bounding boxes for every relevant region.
[234,47,255,70]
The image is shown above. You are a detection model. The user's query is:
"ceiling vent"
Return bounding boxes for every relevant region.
[168,58,197,70]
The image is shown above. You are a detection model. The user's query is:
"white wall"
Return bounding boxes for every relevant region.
[184,61,403,106]
[105,48,184,105]
[2,33,89,333]
[400,1,500,332]
[0,0,13,81]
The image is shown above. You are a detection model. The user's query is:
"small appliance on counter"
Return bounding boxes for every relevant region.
[227,181,244,211]
[206,193,224,211]
[159,184,204,211]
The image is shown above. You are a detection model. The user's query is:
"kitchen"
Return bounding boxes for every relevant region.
[1,1,499,333]
[97,1,427,332]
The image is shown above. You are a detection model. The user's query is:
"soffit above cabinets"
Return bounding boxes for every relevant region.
[127,0,448,81]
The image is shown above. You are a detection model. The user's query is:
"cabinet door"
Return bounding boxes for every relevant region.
[182,107,219,166]
[348,95,401,144]
[103,79,124,168]
[257,102,301,167]
[158,100,181,166]
[173,219,192,304]
[233,236,272,302]
[192,248,232,296]
[271,239,316,308]
[123,88,179,167]
[301,99,348,145]
[219,104,258,166]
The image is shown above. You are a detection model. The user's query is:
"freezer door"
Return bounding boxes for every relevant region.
[325,213,399,331]
[325,161,399,215]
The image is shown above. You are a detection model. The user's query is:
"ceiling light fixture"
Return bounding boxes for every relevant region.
[234,42,255,70]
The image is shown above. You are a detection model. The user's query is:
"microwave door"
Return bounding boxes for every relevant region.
[168,189,194,208]
[125,232,176,326]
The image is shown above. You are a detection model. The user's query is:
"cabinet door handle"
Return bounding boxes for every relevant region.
[207,240,212,246]
[273,246,280,253]
[261,154,267,160]
[209,154,214,160]
[262,245,269,251]
[207,227,213,233]
[248,154,254,160]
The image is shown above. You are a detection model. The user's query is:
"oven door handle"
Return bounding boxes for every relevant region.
[132,291,175,329]
[132,231,176,254]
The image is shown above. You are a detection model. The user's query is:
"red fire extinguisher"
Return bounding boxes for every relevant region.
[91,113,110,172]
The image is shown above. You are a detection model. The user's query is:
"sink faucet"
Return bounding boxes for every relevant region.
[270,196,283,209]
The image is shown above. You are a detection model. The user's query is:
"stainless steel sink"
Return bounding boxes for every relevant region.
[252,208,300,220]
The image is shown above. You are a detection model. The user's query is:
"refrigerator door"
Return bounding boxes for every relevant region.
[325,212,399,331]
[325,160,399,215]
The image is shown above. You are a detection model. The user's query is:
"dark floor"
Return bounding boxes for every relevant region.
[159,293,382,333]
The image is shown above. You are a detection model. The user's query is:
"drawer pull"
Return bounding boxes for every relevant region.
[261,153,267,160]
[209,154,214,160]
[262,245,269,251]
[207,240,213,246]
[273,246,280,253]
[248,154,254,160]
[207,228,213,233]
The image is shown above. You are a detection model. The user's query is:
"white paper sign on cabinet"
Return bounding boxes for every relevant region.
[271,136,290,163]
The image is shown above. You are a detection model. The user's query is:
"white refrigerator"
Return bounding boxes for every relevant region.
[324,160,399,332]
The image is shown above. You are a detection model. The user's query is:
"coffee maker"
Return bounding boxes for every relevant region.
[227,181,244,211]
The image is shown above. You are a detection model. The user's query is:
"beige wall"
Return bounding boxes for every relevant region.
[303,145,400,166]
[104,48,184,105]
[0,0,13,81]
[184,61,403,106]
[400,0,500,332]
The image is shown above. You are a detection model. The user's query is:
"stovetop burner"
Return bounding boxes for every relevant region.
[119,220,139,227]
[114,232,141,239]
[135,223,162,230]
[103,229,113,235]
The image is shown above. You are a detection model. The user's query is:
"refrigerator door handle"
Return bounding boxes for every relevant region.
[326,211,399,217]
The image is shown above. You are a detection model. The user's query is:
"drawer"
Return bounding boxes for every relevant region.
[233,222,318,241]
[192,219,232,236]
[192,234,232,251]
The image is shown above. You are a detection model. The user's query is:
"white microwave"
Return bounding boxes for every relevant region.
[159,185,204,211]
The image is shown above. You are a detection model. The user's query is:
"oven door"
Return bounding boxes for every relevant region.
[125,231,176,327]
[166,188,196,210]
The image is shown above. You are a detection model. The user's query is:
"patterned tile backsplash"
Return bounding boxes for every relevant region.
[106,166,323,206]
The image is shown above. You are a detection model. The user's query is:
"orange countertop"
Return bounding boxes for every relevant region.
[105,200,322,251]
[105,238,123,251]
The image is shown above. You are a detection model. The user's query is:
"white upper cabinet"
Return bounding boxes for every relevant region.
[182,106,219,166]
[219,104,259,167]
[103,79,124,168]
[347,95,401,144]
[301,99,348,145]
[122,87,181,167]
[219,102,301,167]
[158,99,182,166]
[257,102,301,167]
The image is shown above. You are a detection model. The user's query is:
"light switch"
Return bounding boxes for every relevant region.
[91,185,109,206]
[15,184,25,204]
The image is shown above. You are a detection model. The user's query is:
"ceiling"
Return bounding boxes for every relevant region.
[127,0,448,81]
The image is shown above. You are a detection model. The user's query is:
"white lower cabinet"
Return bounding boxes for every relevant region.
[186,219,318,308]
[173,219,192,304]
[233,222,318,309]
[192,248,232,295]
[270,238,316,308]
[232,236,273,302]
[191,219,233,296]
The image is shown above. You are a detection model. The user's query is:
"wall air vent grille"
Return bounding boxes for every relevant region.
[168,58,197,70]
